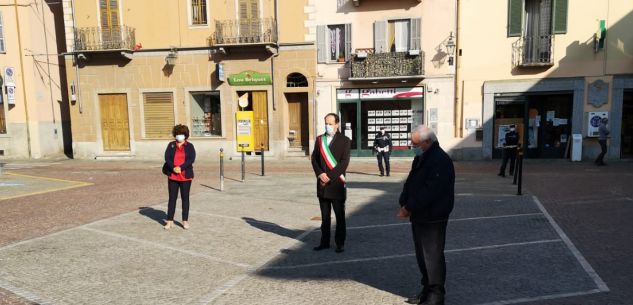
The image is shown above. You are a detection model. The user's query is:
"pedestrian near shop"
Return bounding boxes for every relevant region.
[498,125,519,177]
[373,127,393,176]
[399,125,455,305]
[162,124,196,230]
[311,113,351,253]
[595,118,610,166]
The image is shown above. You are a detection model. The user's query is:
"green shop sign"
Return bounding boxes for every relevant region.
[228,71,272,86]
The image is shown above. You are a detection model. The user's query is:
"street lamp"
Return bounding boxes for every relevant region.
[165,48,178,66]
[446,32,456,66]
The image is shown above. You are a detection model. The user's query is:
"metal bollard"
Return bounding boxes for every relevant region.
[513,145,520,185]
[260,143,265,177]
[241,150,246,182]
[517,148,524,196]
[219,148,225,192]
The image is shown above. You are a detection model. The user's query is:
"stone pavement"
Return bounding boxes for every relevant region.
[0,158,618,305]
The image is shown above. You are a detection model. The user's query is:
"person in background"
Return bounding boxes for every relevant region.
[373,126,393,176]
[595,117,610,166]
[162,124,196,230]
[498,125,519,177]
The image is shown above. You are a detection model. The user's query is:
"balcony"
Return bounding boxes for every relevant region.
[337,0,421,8]
[349,50,425,81]
[512,35,555,68]
[209,18,277,49]
[74,25,136,52]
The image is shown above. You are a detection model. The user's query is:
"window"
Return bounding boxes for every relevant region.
[388,20,410,52]
[287,73,308,87]
[191,0,208,25]
[0,12,5,52]
[190,92,222,137]
[143,92,174,138]
[317,24,351,63]
[507,0,567,37]
[374,18,421,53]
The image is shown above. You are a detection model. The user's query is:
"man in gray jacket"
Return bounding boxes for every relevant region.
[595,118,610,166]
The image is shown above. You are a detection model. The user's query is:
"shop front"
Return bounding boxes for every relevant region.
[337,87,424,157]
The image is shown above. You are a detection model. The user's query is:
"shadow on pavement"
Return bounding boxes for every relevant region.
[242,217,306,239]
[138,207,168,225]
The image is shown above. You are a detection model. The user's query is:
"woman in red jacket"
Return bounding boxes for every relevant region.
[162,124,196,230]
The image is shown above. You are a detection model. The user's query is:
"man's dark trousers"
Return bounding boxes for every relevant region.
[318,198,346,247]
[595,140,607,164]
[377,151,390,175]
[499,148,517,176]
[412,221,448,301]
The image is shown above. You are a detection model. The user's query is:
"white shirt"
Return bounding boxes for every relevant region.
[325,134,334,145]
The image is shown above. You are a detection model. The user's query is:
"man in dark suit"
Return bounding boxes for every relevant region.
[498,125,519,177]
[311,113,351,253]
[373,126,393,176]
[399,125,455,305]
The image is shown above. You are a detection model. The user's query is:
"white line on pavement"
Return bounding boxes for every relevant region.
[197,227,318,305]
[0,279,55,305]
[475,288,604,305]
[345,213,544,230]
[80,226,251,268]
[262,239,562,270]
[531,195,610,292]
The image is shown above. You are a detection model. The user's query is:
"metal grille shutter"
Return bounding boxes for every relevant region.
[143,92,174,139]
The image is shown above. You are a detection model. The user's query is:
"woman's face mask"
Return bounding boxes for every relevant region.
[175,134,186,143]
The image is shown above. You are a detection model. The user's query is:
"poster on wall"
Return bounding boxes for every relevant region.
[368,118,376,124]
[392,110,400,116]
[376,118,384,124]
[368,111,376,117]
[368,126,376,132]
[497,125,512,148]
[399,133,407,139]
[384,118,392,124]
[384,110,392,116]
[376,111,384,116]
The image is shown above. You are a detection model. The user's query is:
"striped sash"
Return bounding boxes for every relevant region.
[319,135,346,184]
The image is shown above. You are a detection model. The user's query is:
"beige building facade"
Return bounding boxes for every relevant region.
[62,0,315,160]
[457,0,633,160]
[0,1,69,159]
[313,0,459,157]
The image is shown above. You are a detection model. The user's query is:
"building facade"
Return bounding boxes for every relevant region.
[313,0,458,157]
[62,0,315,160]
[457,0,633,160]
[0,1,69,159]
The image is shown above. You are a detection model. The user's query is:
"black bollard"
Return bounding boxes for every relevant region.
[260,144,265,177]
[219,148,225,191]
[513,145,520,185]
[517,149,523,196]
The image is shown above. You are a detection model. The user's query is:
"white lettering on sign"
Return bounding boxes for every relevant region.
[237,119,252,135]
[359,87,424,99]
[336,89,359,100]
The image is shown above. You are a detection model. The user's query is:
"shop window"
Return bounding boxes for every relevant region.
[143,92,174,139]
[286,73,308,87]
[361,100,415,150]
[190,92,222,137]
[191,0,208,25]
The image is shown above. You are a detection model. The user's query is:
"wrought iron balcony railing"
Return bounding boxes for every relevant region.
[74,26,136,52]
[349,51,425,80]
[210,18,277,46]
[512,35,555,67]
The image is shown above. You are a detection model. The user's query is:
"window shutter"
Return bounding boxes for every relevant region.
[507,0,524,37]
[143,92,175,139]
[552,0,568,34]
[344,24,352,61]
[410,18,421,51]
[317,25,326,63]
[0,12,5,52]
[374,20,387,53]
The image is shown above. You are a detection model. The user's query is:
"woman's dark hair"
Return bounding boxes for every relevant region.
[172,124,190,139]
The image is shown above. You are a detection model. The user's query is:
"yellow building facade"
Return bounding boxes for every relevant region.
[0,1,69,159]
[457,0,633,160]
[62,0,315,159]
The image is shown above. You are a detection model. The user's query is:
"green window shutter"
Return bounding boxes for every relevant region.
[507,0,524,37]
[552,0,568,34]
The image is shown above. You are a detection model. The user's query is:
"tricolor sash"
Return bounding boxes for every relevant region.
[319,135,346,184]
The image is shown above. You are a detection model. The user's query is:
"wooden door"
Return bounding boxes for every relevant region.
[99,0,120,48]
[99,94,130,151]
[239,0,260,43]
[288,101,302,148]
[252,91,269,151]
[287,93,308,149]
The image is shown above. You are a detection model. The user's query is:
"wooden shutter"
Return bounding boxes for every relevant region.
[317,25,327,63]
[374,21,387,53]
[552,0,568,34]
[143,92,175,139]
[410,18,421,51]
[344,24,352,61]
[507,0,524,37]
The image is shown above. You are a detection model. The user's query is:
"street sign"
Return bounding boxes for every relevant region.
[4,67,15,87]
[6,86,15,105]
[236,111,255,152]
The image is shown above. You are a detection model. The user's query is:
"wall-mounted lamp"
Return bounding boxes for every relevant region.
[446,32,456,66]
[165,48,178,66]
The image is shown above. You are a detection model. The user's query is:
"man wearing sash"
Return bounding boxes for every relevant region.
[311,113,351,253]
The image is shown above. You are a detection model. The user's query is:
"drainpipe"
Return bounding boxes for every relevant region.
[70,0,82,114]
[453,0,462,138]
[14,0,32,158]
[40,0,57,131]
